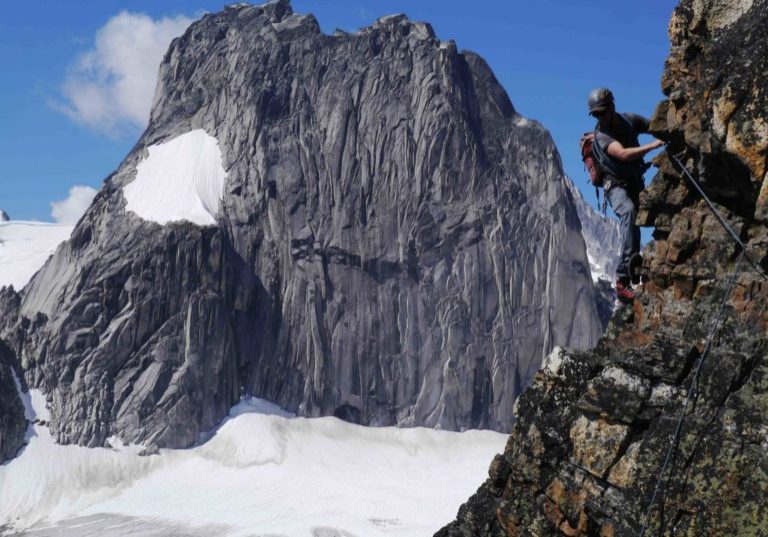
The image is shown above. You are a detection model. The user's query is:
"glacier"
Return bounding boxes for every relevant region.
[0,387,506,537]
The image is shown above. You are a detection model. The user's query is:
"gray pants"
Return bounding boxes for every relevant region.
[607,185,640,283]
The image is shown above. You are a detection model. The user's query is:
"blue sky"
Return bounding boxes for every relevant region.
[1,1,676,222]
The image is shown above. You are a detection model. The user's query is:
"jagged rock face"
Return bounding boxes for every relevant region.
[641,0,768,292]
[0,0,602,450]
[0,340,25,463]
[439,1,768,535]
[0,210,9,222]
[439,310,768,536]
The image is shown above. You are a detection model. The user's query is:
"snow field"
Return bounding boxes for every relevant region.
[0,221,73,290]
[123,129,227,226]
[0,393,507,537]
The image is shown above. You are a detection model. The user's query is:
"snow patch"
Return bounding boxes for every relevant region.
[26,389,52,423]
[0,397,507,537]
[0,221,73,290]
[106,436,148,454]
[514,116,533,128]
[123,130,227,226]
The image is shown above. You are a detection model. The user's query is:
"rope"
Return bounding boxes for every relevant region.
[638,145,767,535]
[637,250,745,536]
[639,144,768,537]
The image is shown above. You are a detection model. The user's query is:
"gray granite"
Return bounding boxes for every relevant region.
[0,1,603,450]
[0,340,25,463]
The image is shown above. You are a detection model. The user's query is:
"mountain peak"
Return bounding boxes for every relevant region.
[1,1,602,454]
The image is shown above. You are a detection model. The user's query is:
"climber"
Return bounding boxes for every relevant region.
[587,87,665,301]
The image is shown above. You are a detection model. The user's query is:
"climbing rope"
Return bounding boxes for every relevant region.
[638,147,767,535]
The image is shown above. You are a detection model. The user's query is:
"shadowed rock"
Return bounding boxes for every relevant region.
[0,340,25,463]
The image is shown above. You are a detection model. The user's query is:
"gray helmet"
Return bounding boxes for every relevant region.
[588,87,614,114]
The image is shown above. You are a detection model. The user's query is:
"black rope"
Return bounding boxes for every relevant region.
[638,250,745,536]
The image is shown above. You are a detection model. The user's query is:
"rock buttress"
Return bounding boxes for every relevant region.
[0,337,25,464]
[0,0,603,450]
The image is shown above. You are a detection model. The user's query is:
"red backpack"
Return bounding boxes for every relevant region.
[579,132,604,187]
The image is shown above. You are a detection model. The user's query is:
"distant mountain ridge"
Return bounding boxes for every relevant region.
[564,177,621,321]
[564,178,620,284]
[0,221,73,291]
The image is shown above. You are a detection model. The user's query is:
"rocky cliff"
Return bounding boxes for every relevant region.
[0,339,25,463]
[0,0,603,451]
[439,0,768,535]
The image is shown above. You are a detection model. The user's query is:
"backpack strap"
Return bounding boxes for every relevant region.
[592,124,643,182]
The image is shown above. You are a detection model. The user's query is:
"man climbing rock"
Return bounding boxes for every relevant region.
[588,87,664,301]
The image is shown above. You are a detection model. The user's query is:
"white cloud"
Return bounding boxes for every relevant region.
[50,185,98,224]
[54,12,193,137]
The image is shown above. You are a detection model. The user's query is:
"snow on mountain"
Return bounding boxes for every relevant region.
[123,129,227,226]
[0,389,506,537]
[564,177,621,284]
[0,221,73,290]
[0,209,9,222]
[0,219,506,536]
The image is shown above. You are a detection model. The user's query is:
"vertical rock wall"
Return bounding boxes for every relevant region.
[0,1,603,450]
[0,340,25,463]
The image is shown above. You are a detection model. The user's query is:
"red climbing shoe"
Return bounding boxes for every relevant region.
[616,280,635,302]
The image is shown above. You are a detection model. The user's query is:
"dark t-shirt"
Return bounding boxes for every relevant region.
[595,112,650,191]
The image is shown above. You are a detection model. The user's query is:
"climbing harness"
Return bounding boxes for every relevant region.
[637,147,767,536]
